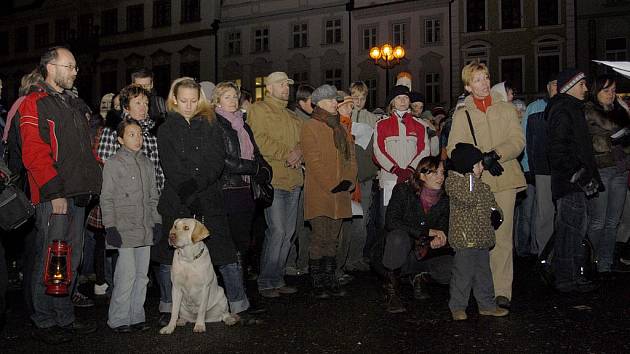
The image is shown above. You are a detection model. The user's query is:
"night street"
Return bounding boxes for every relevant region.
[2,257,629,353]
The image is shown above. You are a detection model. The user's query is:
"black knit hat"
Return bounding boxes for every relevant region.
[450,143,483,174]
[557,68,586,94]
[385,85,411,107]
[409,91,425,104]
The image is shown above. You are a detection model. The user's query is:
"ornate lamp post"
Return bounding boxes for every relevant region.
[369,44,406,97]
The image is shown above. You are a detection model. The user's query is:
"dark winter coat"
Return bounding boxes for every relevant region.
[155,111,233,265]
[546,93,603,200]
[525,98,551,175]
[215,112,271,190]
[584,100,630,169]
[445,171,498,249]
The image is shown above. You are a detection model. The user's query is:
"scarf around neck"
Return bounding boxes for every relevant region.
[420,187,442,213]
[216,106,254,161]
[312,106,350,161]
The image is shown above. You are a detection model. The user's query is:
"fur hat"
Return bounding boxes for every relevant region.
[557,69,586,94]
[450,143,483,174]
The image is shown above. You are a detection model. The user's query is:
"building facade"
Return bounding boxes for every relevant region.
[0,0,219,107]
[451,0,576,101]
[576,0,630,91]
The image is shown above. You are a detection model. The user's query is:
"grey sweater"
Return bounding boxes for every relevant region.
[101,146,161,248]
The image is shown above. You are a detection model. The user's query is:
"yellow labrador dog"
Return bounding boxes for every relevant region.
[159,218,238,334]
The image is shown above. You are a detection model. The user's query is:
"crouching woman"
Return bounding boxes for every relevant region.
[380,156,452,313]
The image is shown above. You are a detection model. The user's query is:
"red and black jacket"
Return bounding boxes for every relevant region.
[18,83,102,204]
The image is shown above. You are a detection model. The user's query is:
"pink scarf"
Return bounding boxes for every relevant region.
[420,187,442,214]
[216,107,254,161]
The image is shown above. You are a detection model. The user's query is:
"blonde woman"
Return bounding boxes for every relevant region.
[153,77,227,326]
[212,81,272,317]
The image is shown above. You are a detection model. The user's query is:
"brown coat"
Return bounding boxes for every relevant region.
[302,108,358,220]
[446,92,526,193]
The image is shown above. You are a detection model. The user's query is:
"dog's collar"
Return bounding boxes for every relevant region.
[192,246,205,260]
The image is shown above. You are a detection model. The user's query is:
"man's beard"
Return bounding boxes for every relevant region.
[55,75,75,90]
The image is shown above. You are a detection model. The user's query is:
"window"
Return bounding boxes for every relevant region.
[254,28,269,52]
[500,57,523,94]
[153,64,171,98]
[324,68,342,89]
[153,0,171,28]
[181,0,200,23]
[78,14,94,39]
[292,23,308,48]
[180,60,200,79]
[34,23,49,48]
[463,44,489,65]
[537,0,559,26]
[292,72,309,86]
[365,78,377,110]
[101,9,118,36]
[466,0,486,32]
[0,32,8,54]
[127,4,144,32]
[392,23,406,46]
[425,19,440,44]
[425,73,441,104]
[536,38,561,93]
[227,31,241,55]
[606,38,627,61]
[255,76,266,101]
[501,0,521,29]
[15,27,28,53]
[55,19,70,43]
[363,27,377,51]
[325,19,342,44]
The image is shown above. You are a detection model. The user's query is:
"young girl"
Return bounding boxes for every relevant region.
[101,120,161,332]
[446,143,508,321]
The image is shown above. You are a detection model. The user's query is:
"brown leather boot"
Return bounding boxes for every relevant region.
[384,269,406,313]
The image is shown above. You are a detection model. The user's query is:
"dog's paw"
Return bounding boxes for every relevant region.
[176,318,187,327]
[159,325,175,335]
[223,314,239,326]
[193,322,206,333]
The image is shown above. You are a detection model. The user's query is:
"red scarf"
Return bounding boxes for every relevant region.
[473,96,493,113]
[420,187,442,214]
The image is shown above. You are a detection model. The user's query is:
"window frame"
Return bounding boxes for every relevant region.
[535,37,563,93]
[101,8,118,36]
[325,18,342,45]
[362,25,378,51]
[291,22,308,49]
[464,0,488,33]
[499,0,523,30]
[181,0,201,23]
[153,0,172,28]
[498,55,525,94]
[253,27,270,53]
[324,68,343,89]
[126,4,145,33]
[425,72,441,104]
[535,0,561,27]
[424,18,441,44]
[227,31,242,56]
[391,22,407,46]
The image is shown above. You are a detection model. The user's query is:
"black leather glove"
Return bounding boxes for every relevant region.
[482,151,504,176]
[105,227,122,248]
[490,208,503,230]
[254,165,272,184]
[331,180,352,193]
[570,167,601,197]
[152,223,163,245]
[611,134,630,146]
[177,179,198,204]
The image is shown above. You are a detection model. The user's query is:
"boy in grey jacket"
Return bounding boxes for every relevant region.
[101,120,161,332]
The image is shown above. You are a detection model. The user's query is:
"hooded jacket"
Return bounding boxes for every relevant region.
[584,100,630,169]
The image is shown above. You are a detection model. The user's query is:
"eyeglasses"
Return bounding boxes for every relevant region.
[51,63,79,72]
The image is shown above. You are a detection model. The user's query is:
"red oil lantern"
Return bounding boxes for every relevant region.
[43,240,73,296]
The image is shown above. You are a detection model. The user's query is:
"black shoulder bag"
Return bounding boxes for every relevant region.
[0,160,35,230]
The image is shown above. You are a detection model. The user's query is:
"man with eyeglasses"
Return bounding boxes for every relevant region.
[18,46,101,344]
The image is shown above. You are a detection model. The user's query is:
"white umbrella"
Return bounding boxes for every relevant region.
[593,60,630,79]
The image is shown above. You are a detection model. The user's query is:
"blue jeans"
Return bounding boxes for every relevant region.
[588,167,629,272]
[515,184,536,256]
[157,264,172,313]
[219,262,249,313]
[108,246,150,328]
[31,200,85,328]
[258,187,301,290]
[553,192,588,288]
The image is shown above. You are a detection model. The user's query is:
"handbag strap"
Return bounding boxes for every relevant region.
[465,110,478,146]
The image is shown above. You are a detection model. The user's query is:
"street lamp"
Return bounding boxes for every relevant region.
[369,43,406,97]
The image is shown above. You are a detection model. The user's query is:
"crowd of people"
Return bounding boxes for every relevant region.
[1,45,630,344]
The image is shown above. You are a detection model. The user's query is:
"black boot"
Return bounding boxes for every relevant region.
[309,259,330,299]
[384,269,406,313]
[323,257,347,297]
[411,273,430,300]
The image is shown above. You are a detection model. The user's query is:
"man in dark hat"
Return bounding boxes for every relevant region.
[546,68,602,293]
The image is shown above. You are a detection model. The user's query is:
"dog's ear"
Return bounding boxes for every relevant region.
[191,220,210,243]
